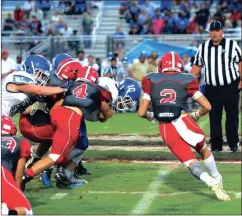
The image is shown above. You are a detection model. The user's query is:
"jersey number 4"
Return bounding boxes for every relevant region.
[73,84,88,99]
[160,89,176,104]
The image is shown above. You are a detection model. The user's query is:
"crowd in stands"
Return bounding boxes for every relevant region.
[2,0,97,37]
[119,0,241,35]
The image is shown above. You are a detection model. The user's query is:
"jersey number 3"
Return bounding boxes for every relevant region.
[160,89,176,104]
[73,84,88,99]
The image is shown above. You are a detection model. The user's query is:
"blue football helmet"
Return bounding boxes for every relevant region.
[52,53,72,71]
[22,55,51,86]
[117,78,141,111]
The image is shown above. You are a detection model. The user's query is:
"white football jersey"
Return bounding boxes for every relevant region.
[2,71,35,116]
[97,77,119,104]
[85,77,119,122]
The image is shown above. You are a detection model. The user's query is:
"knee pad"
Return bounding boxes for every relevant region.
[189,162,205,180]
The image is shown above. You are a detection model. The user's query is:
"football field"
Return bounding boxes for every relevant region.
[25,162,241,215]
[13,112,242,215]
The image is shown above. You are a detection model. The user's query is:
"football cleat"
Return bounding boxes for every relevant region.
[213,174,223,188]
[211,184,231,201]
[70,176,88,187]
[75,163,91,175]
[40,167,53,187]
[54,170,71,189]
[21,174,33,192]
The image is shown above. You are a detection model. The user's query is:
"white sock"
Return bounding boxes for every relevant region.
[65,169,74,179]
[199,172,218,187]
[203,154,220,177]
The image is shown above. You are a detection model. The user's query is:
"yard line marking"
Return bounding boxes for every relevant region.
[130,169,170,215]
[50,193,68,200]
[83,190,241,199]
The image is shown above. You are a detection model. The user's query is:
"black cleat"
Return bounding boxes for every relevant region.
[21,174,33,192]
[230,147,238,153]
[75,163,91,175]
[54,168,71,188]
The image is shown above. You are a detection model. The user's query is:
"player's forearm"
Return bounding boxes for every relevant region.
[15,158,27,186]
[19,85,66,96]
[191,65,201,77]
[239,62,242,78]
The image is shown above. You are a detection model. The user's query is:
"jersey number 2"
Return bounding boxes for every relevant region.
[160,89,176,104]
[73,84,88,99]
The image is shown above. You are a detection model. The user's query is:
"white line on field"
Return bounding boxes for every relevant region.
[83,190,241,199]
[130,169,170,215]
[50,193,68,200]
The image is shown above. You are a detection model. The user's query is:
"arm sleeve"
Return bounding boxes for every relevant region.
[234,41,242,63]
[187,77,200,98]
[193,44,203,67]
[100,90,112,103]
[141,76,151,100]
[19,139,32,159]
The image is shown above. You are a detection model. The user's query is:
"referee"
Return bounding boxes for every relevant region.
[192,20,242,152]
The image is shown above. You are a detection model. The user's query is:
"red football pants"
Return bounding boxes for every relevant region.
[19,115,54,143]
[50,106,82,164]
[159,115,206,166]
[1,166,32,211]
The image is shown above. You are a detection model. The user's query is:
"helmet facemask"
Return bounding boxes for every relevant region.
[116,96,134,111]
[33,69,50,86]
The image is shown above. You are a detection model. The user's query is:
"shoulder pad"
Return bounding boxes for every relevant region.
[11,71,35,85]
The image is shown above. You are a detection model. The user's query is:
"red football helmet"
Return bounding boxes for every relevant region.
[158,52,182,73]
[55,58,82,81]
[1,115,17,136]
[76,66,99,83]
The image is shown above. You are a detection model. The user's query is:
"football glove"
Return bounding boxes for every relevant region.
[30,101,49,115]
[190,111,201,122]
[145,111,155,121]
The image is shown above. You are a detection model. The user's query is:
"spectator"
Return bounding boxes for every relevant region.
[195,3,209,30]
[163,9,175,34]
[3,13,15,32]
[51,10,61,23]
[37,0,51,13]
[101,52,113,76]
[85,55,99,71]
[228,0,242,13]
[140,23,154,34]
[126,1,140,23]
[54,19,65,33]
[120,56,129,79]
[160,0,172,12]
[152,9,165,34]
[129,24,139,35]
[30,6,44,21]
[23,0,35,18]
[64,1,75,15]
[174,12,189,34]
[14,6,25,23]
[128,52,149,82]
[138,9,148,26]
[112,26,126,53]
[68,30,80,51]
[29,16,42,34]
[19,15,31,32]
[103,57,123,82]
[230,9,241,28]
[1,50,16,79]
[119,0,131,19]
[76,50,88,65]
[139,0,156,18]
[75,0,87,14]
[59,23,73,36]
[148,51,158,73]
[82,12,93,48]
[95,57,102,76]
[15,55,23,71]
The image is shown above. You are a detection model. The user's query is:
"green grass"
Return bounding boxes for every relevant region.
[25,162,241,215]
[14,112,241,136]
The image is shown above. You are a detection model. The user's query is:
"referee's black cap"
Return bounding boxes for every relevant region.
[209,20,223,31]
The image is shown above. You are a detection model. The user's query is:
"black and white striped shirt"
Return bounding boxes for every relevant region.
[194,38,242,86]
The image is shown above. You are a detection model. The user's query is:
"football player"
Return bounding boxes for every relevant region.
[1,115,33,215]
[21,64,114,190]
[1,55,64,117]
[138,52,230,201]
